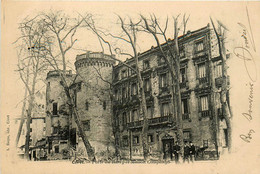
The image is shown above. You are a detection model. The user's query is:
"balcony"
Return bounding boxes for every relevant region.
[159,86,169,94]
[127,115,174,129]
[200,110,211,118]
[198,77,208,85]
[148,115,173,125]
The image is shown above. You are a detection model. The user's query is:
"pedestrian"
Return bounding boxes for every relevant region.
[189,141,196,162]
[183,141,190,163]
[173,142,180,163]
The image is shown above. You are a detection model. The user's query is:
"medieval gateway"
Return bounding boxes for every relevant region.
[40,25,230,161]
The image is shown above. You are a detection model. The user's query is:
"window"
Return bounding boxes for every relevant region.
[144,78,151,92]
[147,106,153,119]
[148,134,154,143]
[53,103,58,115]
[103,101,106,110]
[143,60,150,70]
[30,128,32,132]
[54,146,59,153]
[122,112,127,126]
[182,99,189,120]
[131,83,138,96]
[30,119,32,123]
[121,70,127,78]
[114,89,119,100]
[195,41,204,52]
[85,101,89,110]
[131,109,138,122]
[133,135,139,145]
[203,140,208,147]
[159,73,168,88]
[114,72,119,81]
[82,120,90,131]
[215,61,223,78]
[161,103,170,116]
[180,68,186,83]
[183,131,191,143]
[53,127,58,134]
[130,65,136,75]
[179,46,185,58]
[158,56,166,64]
[122,87,127,99]
[122,136,128,147]
[198,63,206,79]
[200,96,209,111]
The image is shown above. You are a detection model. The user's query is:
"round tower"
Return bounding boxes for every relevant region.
[45,70,73,157]
[74,52,116,158]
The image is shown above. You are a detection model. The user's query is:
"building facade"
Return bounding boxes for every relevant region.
[112,25,229,160]
[43,25,230,161]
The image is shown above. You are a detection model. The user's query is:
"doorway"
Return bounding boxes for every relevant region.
[162,134,174,160]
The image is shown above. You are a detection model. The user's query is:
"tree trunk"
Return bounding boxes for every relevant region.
[210,18,232,152]
[61,78,96,161]
[173,32,184,156]
[16,88,28,147]
[24,95,34,160]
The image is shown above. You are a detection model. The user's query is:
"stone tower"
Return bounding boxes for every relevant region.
[45,70,74,156]
[74,52,116,158]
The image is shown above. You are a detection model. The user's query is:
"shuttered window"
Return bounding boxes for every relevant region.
[200,96,209,111]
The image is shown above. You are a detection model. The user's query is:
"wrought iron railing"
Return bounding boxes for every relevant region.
[127,115,173,128]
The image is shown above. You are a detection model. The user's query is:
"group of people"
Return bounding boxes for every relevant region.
[172,141,196,163]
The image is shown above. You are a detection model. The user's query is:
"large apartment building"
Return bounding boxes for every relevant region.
[44,24,230,161]
[112,24,229,160]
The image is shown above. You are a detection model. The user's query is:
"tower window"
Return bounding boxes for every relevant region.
[148,134,154,143]
[85,101,89,111]
[53,103,58,115]
[103,101,106,110]
[133,135,139,145]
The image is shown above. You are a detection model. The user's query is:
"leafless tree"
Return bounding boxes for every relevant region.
[80,14,151,161]
[16,11,97,161]
[15,16,49,159]
[210,17,232,152]
[140,14,190,155]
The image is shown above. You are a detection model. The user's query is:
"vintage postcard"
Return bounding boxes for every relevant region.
[1,1,260,174]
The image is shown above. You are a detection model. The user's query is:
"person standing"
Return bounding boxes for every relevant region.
[173,142,181,163]
[189,141,196,162]
[183,141,190,163]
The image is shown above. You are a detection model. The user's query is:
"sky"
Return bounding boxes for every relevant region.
[1,1,260,169]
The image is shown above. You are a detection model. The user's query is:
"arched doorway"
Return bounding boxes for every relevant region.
[161,133,174,160]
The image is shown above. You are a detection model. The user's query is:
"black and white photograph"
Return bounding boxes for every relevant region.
[1,1,260,174]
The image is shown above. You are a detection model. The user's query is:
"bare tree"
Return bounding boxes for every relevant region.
[16,11,97,161]
[15,16,49,159]
[40,11,97,161]
[140,14,189,155]
[210,17,232,152]
[81,14,151,161]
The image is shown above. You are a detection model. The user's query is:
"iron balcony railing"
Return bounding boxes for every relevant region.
[198,77,208,84]
[200,110,210,117]
[127,115,174,129]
